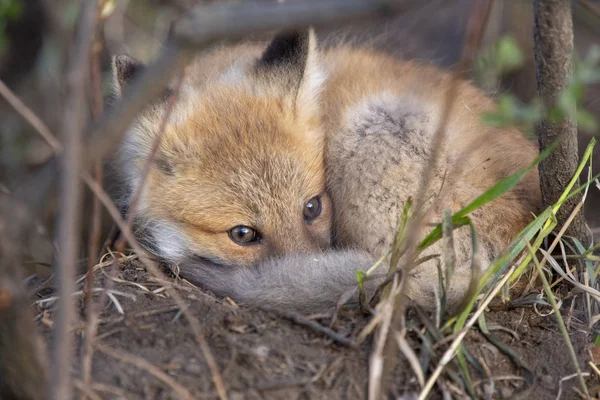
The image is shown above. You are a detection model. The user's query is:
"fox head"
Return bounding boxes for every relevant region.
[113,30,331,266]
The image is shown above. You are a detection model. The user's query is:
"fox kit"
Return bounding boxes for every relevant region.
[113,30,541,313]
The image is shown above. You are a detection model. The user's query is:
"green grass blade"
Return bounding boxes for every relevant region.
[455,140,557,219]
[444,207,554,331]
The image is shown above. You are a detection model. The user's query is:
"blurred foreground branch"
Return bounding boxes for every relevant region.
[51,1,98,399]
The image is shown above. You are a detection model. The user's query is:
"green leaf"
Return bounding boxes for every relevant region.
[497,94,519,115]
[481,111,511,127]
[496,36,524,70]
[478,313,489,334]
[517,102,543,124]
[577,65,600,85]
[445,207,555,332]
[576,109,599,132]
[571,237,596,282]
[356,270,367,306]
[389,197,413,275]
[61,2,80,29]
[557,87,578,117]
[0,0,22,19]
[356,270,366,289]
[584,45,600,66]
[547,106,566,124]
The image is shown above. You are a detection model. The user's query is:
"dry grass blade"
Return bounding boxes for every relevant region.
[556,372,591,400]
[588,361,600,378]
[75,254,138,285]
[258,306,357,348]
[52,2,98,399]
[542,249,600,301]
[366,274,405,399]
[395,329,425,388]
[73,380,103,400]
[95,342,195,400]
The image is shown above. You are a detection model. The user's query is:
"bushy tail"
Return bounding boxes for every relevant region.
[178,250,384,313]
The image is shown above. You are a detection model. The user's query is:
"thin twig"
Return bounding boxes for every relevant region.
[52,2,97,399]
[95,342,195,400]
[577,0,600,21]
[82,3,108,398]
[258,306,357,348]
[0,80,61,152]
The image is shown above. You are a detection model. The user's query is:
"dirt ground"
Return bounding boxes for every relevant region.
[32,257,598,400]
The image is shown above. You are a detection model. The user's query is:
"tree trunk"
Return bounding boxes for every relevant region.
[534,0,589,242]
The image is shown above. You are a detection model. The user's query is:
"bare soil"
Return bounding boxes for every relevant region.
[33,258,597,400]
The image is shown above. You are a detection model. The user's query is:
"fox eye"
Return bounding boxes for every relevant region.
[228,225,260,245]
[303,196,322,222]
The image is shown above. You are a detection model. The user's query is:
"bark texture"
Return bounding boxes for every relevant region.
[534,0,589,242]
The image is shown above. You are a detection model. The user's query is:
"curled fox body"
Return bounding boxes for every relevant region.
[113,30,541,313]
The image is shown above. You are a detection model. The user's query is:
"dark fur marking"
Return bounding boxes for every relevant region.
[258,30,309,73]
[114,54,144,90]
[256,30,310,97]
[155,155,175,176]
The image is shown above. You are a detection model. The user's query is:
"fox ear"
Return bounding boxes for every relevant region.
[259,30,312,76]
[258,29,324,123]
[112,54,145,97]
